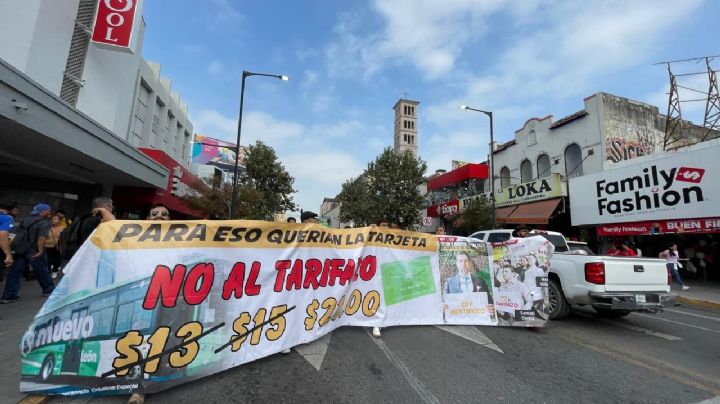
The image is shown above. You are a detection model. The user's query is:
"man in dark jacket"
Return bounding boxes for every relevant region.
[1,203,54,303]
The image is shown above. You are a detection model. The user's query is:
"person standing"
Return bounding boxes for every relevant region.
[660,244,689,291]
[435,226,446,235]
[513,224,532,239]
[45,213,66,279]
[0,203,14,280]
[370,219,389,337]
[1,203,54,303]
[607,238,637,257]
[147,204,170,221]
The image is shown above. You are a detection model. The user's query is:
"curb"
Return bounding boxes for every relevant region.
[676,295,720,310]
[18,395,50,404]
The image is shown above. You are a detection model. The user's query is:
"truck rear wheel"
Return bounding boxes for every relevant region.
[548,278,571,319]
[594,308,631,318]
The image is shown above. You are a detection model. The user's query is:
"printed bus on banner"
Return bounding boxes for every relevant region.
[20,255,230,392]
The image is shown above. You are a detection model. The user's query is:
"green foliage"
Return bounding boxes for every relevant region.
[337,147,427,227]
[238,141,297,220]
[337,175,375,226]
[454,196,495,235]
[182,179,231,219]
[182,140,296,220]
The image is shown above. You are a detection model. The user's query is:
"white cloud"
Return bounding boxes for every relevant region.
[284,151,365,187]
[242,111,304,146]
[206,60,224,76]
[325,0,504,79]
[209,0,243,23]
[189,107,371,211]
[464,0,705,103]
[191,109,237,142]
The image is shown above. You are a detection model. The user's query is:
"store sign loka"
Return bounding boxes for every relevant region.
[494,174,564,207]
[92,0,140,50]
[570,144,720,226]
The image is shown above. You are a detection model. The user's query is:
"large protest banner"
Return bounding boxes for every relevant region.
[19,221,553,397]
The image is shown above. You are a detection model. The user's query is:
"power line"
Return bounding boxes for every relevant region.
[653,55,720,65]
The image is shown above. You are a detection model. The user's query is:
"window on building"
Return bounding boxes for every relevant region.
[520,159,533,183]
[537,154,551,178]
[410,106,415,116]
[564,143,583,178]
[500,167,511,188]
[529,130,537,145]
[404,133,407,142]
[130,117,143,147]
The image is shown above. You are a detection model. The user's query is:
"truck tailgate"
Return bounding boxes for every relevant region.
[601,257,668,291]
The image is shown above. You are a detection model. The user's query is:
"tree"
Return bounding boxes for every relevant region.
[238,140,297,220]
[182,178,232,219]
[337,175,375,226]
[338,147,427,227]
[182,141,295,220]
[453,196,494,236]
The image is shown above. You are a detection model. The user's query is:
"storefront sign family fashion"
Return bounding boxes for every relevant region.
[571,144,720,226]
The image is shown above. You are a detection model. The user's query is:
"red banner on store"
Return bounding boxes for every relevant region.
[92,0,139,49]
[597,217,720,236]
[427,200,460,218]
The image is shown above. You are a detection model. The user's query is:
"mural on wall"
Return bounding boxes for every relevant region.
[605,126,661,164]
[602,94,664,165]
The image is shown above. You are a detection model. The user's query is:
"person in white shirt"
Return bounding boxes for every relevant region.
[659,243,689,290]
[522,254,545,301]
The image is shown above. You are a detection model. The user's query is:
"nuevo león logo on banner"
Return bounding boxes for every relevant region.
[595,165,705,215]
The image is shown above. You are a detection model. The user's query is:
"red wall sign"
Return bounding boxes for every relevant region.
[426,200,460,218]
[597,217,720,236]
[92,0,139,49]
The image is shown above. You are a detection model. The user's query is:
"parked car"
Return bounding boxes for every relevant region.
[469,229,514,243]
[469,229,675,319]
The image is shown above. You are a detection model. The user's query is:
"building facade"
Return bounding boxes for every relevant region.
[487,92,720,231]
[393,99,419,157]
[0,0,197,217]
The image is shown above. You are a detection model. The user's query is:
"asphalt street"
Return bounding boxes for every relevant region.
[44,304,720,404]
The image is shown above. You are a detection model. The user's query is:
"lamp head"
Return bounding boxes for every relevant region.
[280,75,289,81]
[460,105,468,110]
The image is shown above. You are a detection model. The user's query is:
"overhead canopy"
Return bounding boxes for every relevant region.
[0,59,167,189]
[427,163,488,191]
[497,198,562,225]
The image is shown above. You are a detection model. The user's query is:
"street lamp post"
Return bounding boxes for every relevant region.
[460,105,496,228]
[230,70,288,218]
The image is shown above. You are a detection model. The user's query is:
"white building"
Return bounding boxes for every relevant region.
[393,99,419,157]
[0,0,198,218]
[0,0,193,167]
[488,92,718,232]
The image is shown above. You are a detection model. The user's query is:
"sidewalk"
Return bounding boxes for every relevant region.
[672,280,720,310]
[0,282,48,404]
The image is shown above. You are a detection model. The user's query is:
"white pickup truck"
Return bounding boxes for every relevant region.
[469,229,676,319]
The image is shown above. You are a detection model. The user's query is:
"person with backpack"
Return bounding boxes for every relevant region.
[0,203,14,281]
[1,203,54,303]
[58,197,115,262]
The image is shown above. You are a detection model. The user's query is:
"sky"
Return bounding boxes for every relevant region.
[139,0,720,215]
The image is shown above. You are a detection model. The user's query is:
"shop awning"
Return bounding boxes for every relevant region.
[497,198,562,224]
[496,205,519,223]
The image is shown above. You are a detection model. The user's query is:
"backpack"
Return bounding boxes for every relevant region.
[58,214,99,260]
[10,217,44,255]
